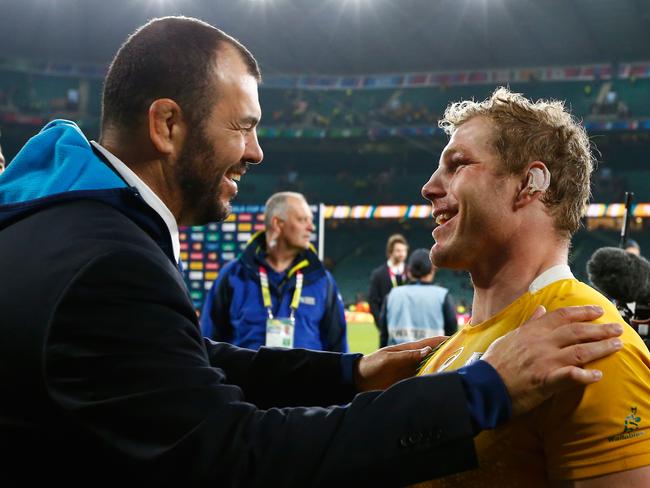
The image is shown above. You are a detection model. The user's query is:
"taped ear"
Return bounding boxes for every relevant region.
[526,165,551,195]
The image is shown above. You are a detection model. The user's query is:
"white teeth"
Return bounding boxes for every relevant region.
[435,213,452,225]
[229,174,241,182]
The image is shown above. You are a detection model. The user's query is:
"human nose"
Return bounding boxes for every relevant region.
[244,130,263,165]
[421,167,445,203]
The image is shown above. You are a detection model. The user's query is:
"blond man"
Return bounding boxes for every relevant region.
[419,88,650,486]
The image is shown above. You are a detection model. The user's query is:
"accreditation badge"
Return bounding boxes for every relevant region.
[265,318,295,348]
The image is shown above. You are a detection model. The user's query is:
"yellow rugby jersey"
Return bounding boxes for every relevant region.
[416,267,650,487]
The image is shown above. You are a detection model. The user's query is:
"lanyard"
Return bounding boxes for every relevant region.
[388,267,400,288]
[259,266,304,321]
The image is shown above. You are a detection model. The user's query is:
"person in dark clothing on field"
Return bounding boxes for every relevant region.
[369,233,409,326]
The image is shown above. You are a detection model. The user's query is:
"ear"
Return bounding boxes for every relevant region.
[266,215,284,242]
[148,98,186,157]
[514,161,550,210]
[271,215,285,233]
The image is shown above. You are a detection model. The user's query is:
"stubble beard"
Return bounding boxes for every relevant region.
[176,127,231,225]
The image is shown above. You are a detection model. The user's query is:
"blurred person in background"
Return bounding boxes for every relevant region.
[380,248,457,347]
[417,87,650,487]
[625,238,641,256]
[369,233,408,327]
[623,239,644,327]
[201,191,348,352]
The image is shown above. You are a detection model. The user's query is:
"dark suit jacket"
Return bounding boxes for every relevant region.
[0,200,476,486]
[368,263,405,326]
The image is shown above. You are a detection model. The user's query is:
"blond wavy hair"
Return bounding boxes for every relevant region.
[440,87,595,238]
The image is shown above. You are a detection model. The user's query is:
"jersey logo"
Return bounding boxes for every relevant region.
[464,351,484,367]
[437,347,464,372]
[624,407,641,433]
[608,406,646,443]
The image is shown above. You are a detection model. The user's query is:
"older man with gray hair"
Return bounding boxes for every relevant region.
[201,191,348,352]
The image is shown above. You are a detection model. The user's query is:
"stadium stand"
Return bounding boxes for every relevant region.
[258,78,650,131]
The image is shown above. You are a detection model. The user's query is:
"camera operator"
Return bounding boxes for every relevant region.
[588,245,650,348]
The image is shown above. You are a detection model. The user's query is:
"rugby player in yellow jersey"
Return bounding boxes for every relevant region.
[417,88,650,487]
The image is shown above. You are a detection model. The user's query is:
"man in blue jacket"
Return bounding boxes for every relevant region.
[0,16,624,486]
[202,191,347,351]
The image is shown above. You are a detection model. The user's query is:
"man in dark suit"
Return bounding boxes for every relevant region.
[0,16,624,486]
[369,233,409,327]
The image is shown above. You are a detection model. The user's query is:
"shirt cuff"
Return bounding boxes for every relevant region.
[457,360,512,434]
[340,352,364,386]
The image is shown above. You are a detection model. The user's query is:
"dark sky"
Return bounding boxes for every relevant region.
[1,0,649,74]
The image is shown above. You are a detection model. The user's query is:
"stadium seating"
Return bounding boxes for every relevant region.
[259,78,650,131]
[2,66,649,136]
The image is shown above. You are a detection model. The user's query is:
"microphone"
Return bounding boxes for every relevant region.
[586,247,650,304]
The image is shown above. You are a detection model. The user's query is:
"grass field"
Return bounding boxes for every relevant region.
[347,321,380,355]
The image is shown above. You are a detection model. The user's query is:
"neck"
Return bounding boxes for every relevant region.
[388,258,402,267]
[417,272,434,283]
[266,238,300,273]
[470,234,568,324]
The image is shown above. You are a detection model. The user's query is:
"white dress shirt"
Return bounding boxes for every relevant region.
[90,141,180,264]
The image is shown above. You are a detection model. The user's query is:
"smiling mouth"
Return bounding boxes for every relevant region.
[225,161,251,184]
[434,211,457,226]
[225,166,247,186]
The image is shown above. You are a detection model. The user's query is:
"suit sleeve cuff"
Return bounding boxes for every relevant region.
[340,353,364,386]
[457,360,512,434]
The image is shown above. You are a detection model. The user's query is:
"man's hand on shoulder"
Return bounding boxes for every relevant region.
[482,305,624,416]
[354,337,446,391]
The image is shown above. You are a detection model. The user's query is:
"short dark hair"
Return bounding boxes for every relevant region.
[407,248,433,279]
[101,16,260,135]
[386,234,408,258]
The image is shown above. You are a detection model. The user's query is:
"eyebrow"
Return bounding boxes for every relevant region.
[444,146,476,162]
[241,116,260,127]
[441,146,461,163]
[443,147,460,158]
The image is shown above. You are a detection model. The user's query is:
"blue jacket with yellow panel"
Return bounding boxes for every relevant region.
[200,231,348,352]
